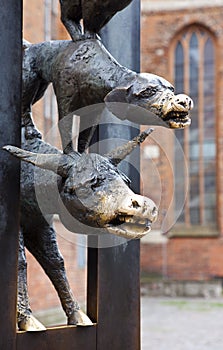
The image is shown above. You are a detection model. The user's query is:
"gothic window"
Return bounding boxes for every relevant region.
[173,27,216,227]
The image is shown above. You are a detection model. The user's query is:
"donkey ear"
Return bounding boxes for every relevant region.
[2,145,74,178]
[105,128,154,165]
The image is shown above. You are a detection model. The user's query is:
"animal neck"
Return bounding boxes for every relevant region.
[116,69,137,87]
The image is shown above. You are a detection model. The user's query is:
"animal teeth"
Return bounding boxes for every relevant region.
[163,111,189,122]
[118,216,151,226]
[146,219,151,229]
[124,216,134,223]
[119,216,126,222]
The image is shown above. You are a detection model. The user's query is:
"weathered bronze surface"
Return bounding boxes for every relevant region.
[2,0,194,337]
[0,0,194,347]
[3,128,157,331]
[22,38,193,153]
[59,0,133,40]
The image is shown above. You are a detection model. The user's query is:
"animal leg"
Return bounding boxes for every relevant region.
[17,231,46,331]
[58,115,74,154]
[78,124,98,153]
[24,225,92,326]
[78,108,103,153]
[82,29,100,40]
[61,18,84,41]
[57,104,78,154]
[22,110,42,140]
[60,0,83,41]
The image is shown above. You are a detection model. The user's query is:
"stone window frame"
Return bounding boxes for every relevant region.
[169,24,219,237]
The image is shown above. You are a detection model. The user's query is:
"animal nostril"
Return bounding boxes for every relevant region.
[177,100,186,107]
[152,207,157,216]
[132,200,140,208]
[189,99,194,109]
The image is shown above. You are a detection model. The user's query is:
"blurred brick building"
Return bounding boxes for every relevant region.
[140,0,223,282]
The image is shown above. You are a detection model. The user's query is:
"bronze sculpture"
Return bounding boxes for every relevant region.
[4,128,157,331]
[4,0,193,333]
[60,0,133,40]
[22,39,193,153]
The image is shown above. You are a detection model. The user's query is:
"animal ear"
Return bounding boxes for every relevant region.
[105,128,154,165]
[104,85,132,103]
[2,145,75,178]
[104,85,133,120]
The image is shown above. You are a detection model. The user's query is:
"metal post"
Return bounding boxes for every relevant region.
[100,0,140,189]
[96,1,141,349]
[0,0,22,348]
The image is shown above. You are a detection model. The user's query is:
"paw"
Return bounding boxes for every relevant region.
[68,309,93,326]
[71,33,85,41]
[83,32,101,40]
[18,314,46,332]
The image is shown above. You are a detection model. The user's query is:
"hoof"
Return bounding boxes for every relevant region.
[18,314,46,332]
[68,309,93,327]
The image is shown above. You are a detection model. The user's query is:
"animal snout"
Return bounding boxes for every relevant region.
[130,195,158,223]
[174,94,194,111]
[131,199,140,209]
[151,206,158,219]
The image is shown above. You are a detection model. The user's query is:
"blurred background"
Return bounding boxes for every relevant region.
[23,0,223,348]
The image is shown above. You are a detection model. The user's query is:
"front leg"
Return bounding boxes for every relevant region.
[56,94,103,154]
[58,106,97,154]
[60,0,83,41]
[17,231,46,331]
[78,107,103,153]
[61,18,84,41]
[23,224,93,326]
[58,113,75,154]
[22,110,42,140]
[78,123,98,153]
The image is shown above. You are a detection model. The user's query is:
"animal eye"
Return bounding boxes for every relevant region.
[141,88,157,97]
[91,178,104,190]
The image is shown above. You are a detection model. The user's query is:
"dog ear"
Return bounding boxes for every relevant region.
[104,85,133,120]
[104,85,132,103]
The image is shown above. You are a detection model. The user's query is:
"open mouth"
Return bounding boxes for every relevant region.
[163,111,191,129]
[105,214,152,239]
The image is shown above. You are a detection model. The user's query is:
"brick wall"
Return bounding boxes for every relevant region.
[27,221,87,314]
[141,237,223,281]
[140,3,223,281]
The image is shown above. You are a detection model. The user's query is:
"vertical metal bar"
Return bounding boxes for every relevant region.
[0,0,22,348]
[95,1,141,349]
[87,234,99,324]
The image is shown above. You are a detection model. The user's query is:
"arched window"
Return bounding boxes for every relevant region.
[173,27,216,227]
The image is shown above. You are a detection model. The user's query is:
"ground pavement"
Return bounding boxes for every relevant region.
[141,296,223,350]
